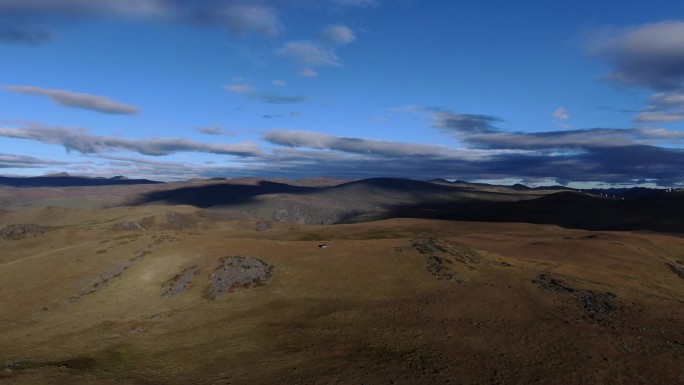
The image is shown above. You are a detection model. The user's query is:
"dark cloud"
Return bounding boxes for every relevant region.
[590,21,684,123]
[263,129,473,158]
[259,119,684,186]
[0,0,283,39]
[424,107,684,151]
[0,122,260,157]
[431,111,501,134]
[590,21,684,90]
[2,85,140,114]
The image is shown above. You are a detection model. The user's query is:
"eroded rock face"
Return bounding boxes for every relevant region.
[207,256,273,298]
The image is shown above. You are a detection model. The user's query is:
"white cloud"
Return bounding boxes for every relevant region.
[633,111,684,123]
[553,107,571,128]
[321,24,356,45]
[553,107,569,121]
[299,68,319,77]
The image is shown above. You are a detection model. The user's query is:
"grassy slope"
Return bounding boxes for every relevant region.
[0,209,683,384]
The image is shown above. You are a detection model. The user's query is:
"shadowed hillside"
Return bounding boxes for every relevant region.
[130,180,318,207]
[128,177,561,225]
[374,190,684,233]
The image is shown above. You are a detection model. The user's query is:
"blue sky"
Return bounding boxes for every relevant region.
[1,0,684,186]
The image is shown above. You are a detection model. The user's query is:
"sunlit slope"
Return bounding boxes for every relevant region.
[1,209,682,384]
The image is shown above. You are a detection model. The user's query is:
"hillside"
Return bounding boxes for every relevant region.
[0,208,682,384]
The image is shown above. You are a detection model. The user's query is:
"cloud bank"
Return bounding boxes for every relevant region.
[591,21,684,123]
[0,122,260,157]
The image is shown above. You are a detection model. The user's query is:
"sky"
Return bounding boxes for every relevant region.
[1,0,684,186]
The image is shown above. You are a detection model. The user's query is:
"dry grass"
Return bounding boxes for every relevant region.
[0,208,683,384]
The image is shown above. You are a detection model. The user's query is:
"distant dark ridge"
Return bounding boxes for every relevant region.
[334,177,457,193]
[362,190,684,233]
[130,180,317,208]
[0,176,162,188]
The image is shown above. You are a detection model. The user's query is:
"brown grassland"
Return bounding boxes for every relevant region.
[1,203,683,384]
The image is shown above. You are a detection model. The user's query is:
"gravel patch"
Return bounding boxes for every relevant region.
[533,273,623,325]
[161,265,201,298]
[207,256,273,298]
[0,224,50,240]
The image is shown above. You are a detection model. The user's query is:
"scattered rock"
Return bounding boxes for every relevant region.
[66,251,150,304]
[0,224,50,240]
[161,265,201,298]
[426,255,468,283]
[411,236,483,283]
[533,274,623,325]
[666,262,684,279]
[411,236,482,267]
[110,221,144,231]
[207,256,273,298]
[532,274,575,293]
[256,221,273,231]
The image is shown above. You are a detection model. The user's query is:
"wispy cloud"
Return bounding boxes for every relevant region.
[0,122,261,157]
[277,40,340,77]
[2,85,140,114]
[278,23,357,77]
[197,126,226,135]
[632,90,684,123]
[321,24,356,45]
[0,152,66,168]
[553,107,571,128]
[223,83,308,104]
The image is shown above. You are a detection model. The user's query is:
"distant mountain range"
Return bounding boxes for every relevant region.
[0,174,161,188]
[1,175,682,232]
